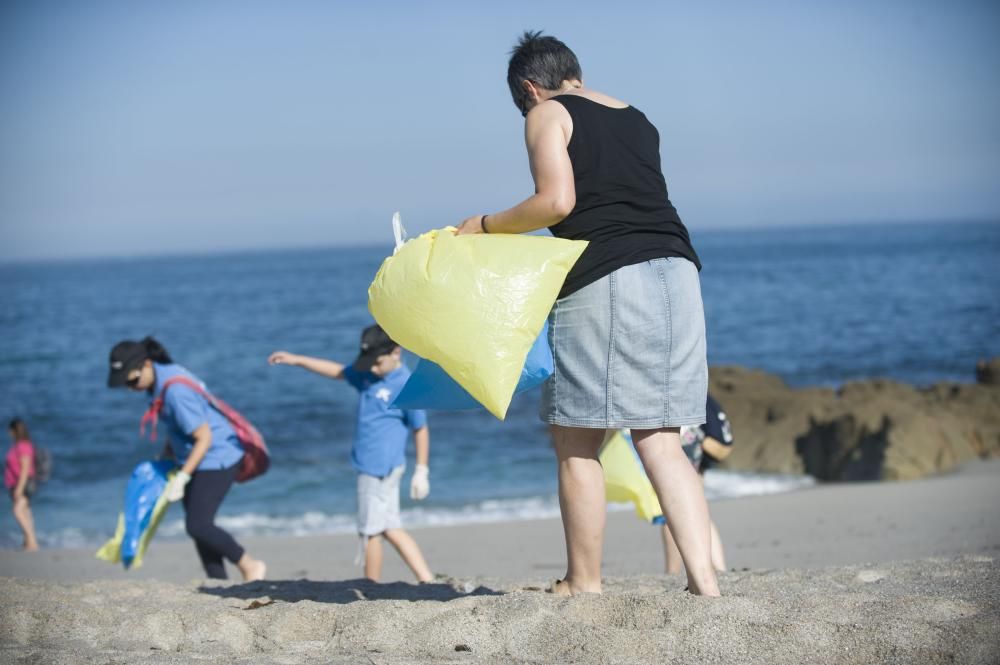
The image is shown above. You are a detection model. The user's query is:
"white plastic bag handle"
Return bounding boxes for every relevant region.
[392,211,408,253]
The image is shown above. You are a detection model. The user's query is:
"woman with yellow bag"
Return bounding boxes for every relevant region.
[456,31,719,597]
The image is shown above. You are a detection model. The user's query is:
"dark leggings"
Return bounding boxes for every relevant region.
[182,462,245,579]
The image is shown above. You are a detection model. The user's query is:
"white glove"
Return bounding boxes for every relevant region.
[410,464,430,500]
[164,470,191,502]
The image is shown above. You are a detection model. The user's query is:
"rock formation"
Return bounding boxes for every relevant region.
[709,359,1000,481]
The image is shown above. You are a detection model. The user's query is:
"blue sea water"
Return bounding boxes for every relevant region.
[1,220,998,549]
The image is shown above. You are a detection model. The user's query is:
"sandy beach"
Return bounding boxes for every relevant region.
[2,460,998,664]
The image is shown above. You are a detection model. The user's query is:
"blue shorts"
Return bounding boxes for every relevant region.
[541,257,708,429]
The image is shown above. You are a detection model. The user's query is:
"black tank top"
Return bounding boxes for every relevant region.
[550,95,701,298]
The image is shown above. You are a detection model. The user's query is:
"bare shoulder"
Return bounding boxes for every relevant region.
[527,98,574,138]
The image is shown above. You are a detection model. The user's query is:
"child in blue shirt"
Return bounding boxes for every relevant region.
[268,324,433,582]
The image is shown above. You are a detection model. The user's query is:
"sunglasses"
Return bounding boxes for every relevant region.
[125,370,142,387]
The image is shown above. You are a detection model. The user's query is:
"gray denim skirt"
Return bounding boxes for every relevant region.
[541,257,707,429]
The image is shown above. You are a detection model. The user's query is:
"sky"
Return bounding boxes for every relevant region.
[1,0,999,261]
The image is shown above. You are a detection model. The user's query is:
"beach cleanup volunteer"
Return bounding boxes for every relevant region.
[268,324,434,583]
[107,337,266,581]
[454,31,719,597]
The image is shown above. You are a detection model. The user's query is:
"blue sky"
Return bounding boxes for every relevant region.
[1,0,998,260]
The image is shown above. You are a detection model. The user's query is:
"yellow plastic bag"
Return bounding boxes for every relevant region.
[600,430,663,522]
[368,226,586,419]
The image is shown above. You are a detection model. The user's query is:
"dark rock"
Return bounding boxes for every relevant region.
[709,361,1000,481]
[976,357,1000,385]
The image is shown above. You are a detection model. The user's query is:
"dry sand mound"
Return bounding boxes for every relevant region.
[2,556,997,664]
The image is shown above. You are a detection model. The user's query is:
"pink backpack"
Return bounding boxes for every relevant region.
[140,376,270,483]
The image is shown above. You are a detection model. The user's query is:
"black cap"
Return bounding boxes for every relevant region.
[107,341,147,388]
[354,324,397,369]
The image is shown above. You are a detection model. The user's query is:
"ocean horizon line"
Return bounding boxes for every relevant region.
[2,216,996,267]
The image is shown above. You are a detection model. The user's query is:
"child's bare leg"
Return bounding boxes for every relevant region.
[664,519,724,574]
[664,472,725,574]
[660,523,684,574]
[632,427,719,596]
[710,520,726,572]
[383,529,432,582]
[364,535,384,581]
[552,425,606,595]
[12,497,39,552]
[697,472,726,572]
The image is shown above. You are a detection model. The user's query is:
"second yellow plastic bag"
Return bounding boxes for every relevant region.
[368,227,587,419]
[600,430,663,523]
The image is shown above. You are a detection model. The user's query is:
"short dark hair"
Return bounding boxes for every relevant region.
[507,30,582,115]
[9,418,30,441]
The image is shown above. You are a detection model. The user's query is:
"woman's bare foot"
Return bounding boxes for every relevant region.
[238,555,266,582]
[547,577,600,596]
[22,543,39,552]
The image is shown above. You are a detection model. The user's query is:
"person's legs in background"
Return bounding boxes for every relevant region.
[183,465,265,581]
[11,493,39,552]
[660,469,726,575]
[383,528,433,582]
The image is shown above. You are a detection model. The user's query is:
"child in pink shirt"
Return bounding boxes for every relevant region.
[5,419,38,551]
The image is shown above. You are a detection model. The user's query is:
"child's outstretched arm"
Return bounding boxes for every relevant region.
[268,351,346,380]
[410,425,430,500]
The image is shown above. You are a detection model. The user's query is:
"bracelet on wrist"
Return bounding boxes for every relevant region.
[481,214,490,234]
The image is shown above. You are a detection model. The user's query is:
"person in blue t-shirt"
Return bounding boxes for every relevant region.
[107,336,267,581]
[268,324,433,582]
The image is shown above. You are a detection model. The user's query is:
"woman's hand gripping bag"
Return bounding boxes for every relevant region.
[368,228,586,419]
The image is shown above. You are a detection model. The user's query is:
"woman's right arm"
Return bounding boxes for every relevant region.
[455,99,576,236]
[268,351,346,380]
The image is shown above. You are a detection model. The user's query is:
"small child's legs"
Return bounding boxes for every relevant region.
[357,466,432,583]
[11,495,39,552]
[661,519,726,575]
[362,530,432,583]
[384,528,432,582]
[364,534,385,580]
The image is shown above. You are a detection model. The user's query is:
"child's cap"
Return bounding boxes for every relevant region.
[354,324,397,368]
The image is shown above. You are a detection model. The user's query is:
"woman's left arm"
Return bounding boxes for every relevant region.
[456,100,576,235]
[180,423,212,476]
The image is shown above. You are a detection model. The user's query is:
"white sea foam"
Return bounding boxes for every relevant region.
[703,469,816,500]
[20,470,815,548]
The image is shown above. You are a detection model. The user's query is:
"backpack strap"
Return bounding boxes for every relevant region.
[139,376,210,442]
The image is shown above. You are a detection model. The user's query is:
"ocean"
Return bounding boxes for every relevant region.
[1,220,997,549]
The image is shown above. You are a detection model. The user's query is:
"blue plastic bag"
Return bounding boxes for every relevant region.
[393,322,553,411]
[96,460,175,569]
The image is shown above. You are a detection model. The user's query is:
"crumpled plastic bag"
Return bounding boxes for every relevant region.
[600,431,663,523]
[96,460,176,569]
[368,227,586,419]
[393,321,553,411]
